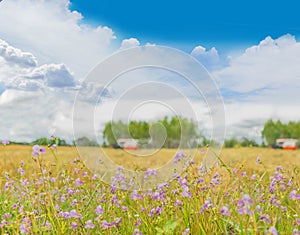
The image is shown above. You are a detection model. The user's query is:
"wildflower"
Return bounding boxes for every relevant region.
[85,220,95,229]
[92,174,98,180]
[71,199,78,207]
[174,151,186,163]
[2,140,9,145]
[115,217,122,224]
[220,206,230,217]
[20,223,29,234]
[95,205,104,215]
[276,166,282,172]
[70,209,80,218]
[290,190,300,200]
[148,208,155,217]
[256,156,260,163]
[259,214,271,224]
[32,145,46,156]
[144,168,157,180]
[182,186,192,198]
[133,228,142,235]
[155,206,162,215]
[45,220,51,229]
[201,198,213,213]
[102,220,110,229]
[75,178,83,187]
[265,226,278,235]
[131,190,142,200]
[250,174,257,180]
[183,228,190,235]
[71,222,78,230]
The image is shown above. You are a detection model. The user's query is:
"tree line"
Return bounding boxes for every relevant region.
[262,119,300,145]
[102,116,200,148]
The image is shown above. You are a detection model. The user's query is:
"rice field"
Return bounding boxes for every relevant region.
[0,145,299,234]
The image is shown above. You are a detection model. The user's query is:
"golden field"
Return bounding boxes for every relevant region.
[1,145,300,175]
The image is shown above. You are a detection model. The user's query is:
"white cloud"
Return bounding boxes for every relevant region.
[191,45,224,70]
[0,38,76,91]
[214,34,300,94]
[213,34,300,141]
[0,0,116,79]
[0,39,37,67]
[120,38,140,50]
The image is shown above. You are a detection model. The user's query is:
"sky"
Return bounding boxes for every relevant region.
[0,0,300,143]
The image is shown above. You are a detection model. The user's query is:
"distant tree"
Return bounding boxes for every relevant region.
[262,119,300,145]
[102,116,200,148]
[262,119,283,145]
[32,137,49,146]
[74,137,98,146]
[224,137,240,148]
[240,137,259,147]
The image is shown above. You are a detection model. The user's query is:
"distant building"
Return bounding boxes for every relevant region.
[117,138,139,150]
[272,138,298,150]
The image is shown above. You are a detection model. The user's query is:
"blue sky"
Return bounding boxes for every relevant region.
[0,0,300,142]
[70,0,300,52]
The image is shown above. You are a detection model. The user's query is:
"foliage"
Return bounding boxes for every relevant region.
[31,137,69,146]
[74,137,99,146]
[224,137,259,148]
[262,119,300,145]
[102,116,200,148]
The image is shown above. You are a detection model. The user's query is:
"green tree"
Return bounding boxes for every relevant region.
[32,137,49,146]
[262,119,283,145]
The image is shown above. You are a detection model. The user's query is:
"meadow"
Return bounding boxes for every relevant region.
[0,144,299,234]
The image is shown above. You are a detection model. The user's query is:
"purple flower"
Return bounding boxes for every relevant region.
[201,198,213,213]
[70,209,80,218]
[182,186,192,198]
[71,222,78,230]
[144,168,157,180]
[183,228,190,235]
[2,140,9,145]
[115,217,122,224]
[32,145,46,156]
[290,190,300,200]
[265,226,278,235]
[20,223,29,234]
[250,174,257,180]
[256,156,260,163]
[102,220,109,229]
[174,151,186,163]
[133,228,143,235]
[220,206,230,217]
[148,208,155,217]
[75,178,83,187]
[259,214,271,224]
[85,220,95,229]
[95,205,104,215]
[155,206,162,215]
[130,190,142,200]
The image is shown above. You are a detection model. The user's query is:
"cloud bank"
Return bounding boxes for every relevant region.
[0,0,299,144]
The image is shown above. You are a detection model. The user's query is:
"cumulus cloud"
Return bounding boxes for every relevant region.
[0,39,37,67]
[214,34,300,94]
[213,34,300,141]
[191,45,224,70]
[0,38,76,91]
[120,38,140,50]
[0,0,117,79]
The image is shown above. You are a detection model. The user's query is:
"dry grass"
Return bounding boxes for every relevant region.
[1,145,300,174]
